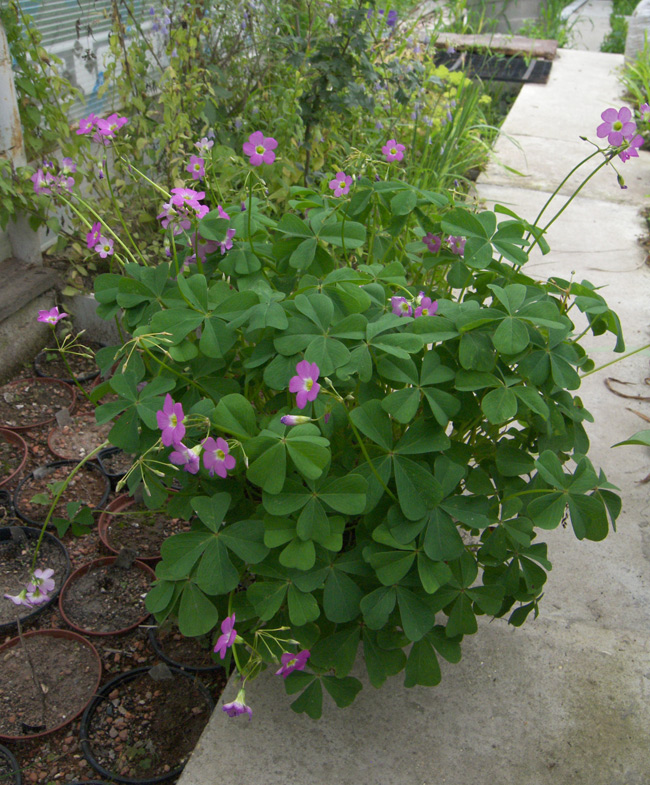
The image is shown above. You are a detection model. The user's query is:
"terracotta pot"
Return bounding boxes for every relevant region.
[0,743,21,784]
[46,414,112,462]
[0,526,71,635]
[0,428,28,488]
[13,460,110,528]
[0,377,76,432]
[97,495,177,565]
[0,629,102,742]
[79,666,214,784]
[59,557,156,637]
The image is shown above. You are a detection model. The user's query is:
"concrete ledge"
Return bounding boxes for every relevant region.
[0,292,56,384]
[180,618,650,785]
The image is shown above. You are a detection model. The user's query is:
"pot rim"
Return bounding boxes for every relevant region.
[79,665,214,785]
[0,628,102,742]
[0,428,28,489]
[58,556,156,637]
[0,377,76,432]
[0,525,71,635]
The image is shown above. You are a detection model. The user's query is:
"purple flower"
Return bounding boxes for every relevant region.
[328,171,352,197]
[619,133,644,162]
[222,688,252,719]
[60,157,76,175]
[289,361,321,409]
[170,187,205,211]
[327,13,336,25]
[381,139,405,162]
[202,436,236,478]
[448,235,466,255]
[195,137,214,152]
[4,589,29,606]
[391,296,412,317]
[186,155,205,181]
[243,131,278,166]
[169,442,200,474]
[28,568,55,595]
[156,393,186,446]
[275,649,311,679]
[217,205,230,220]
[423,233,441,253]
[76,113,98,135]
[31,169,52,195]
[640,102,650,122]
[414,296,438,318]
[86,222,102,249]
[214,613,237,659]
[96,113,128,139]
[220,227,236,255]
[95,236,114,258]
[37,306,68,326]
[280,415,313,426]
[597,107,637,146]
[386,9,398,27]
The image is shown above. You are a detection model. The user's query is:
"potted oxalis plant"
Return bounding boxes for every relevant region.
[33,99,648,719]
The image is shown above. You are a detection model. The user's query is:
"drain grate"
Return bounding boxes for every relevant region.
[434,51,553,84]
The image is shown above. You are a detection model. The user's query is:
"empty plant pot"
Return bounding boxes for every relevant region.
[0,428,28,488]
[0,377,76,431]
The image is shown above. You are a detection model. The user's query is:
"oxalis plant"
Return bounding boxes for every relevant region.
[35,102,649,719]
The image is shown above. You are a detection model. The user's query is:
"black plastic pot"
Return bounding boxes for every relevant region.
[13,460,110,528]
[148,624,225,674]
[96,447,131,490]
[0,743,21,785]
[80,666,214,784]
[0,526,71,635]
[34,348,100,385]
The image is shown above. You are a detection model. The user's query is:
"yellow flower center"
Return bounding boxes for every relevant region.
[170,414,177,427]
[256,145,265,154]
[216,449,225,461]
[421,307,429,316]
[613,120,622,131]
[305,379,313,391]
[390,147,397,155]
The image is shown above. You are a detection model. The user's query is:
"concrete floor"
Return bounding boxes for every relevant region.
[178,40,650,785]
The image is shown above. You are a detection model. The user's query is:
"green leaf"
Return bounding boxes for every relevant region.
[286,434,330,481]
[393,456,443,521]
[568,494,609,541]
[404,639,441,687]
[177,583,219,637]
[396,586,435,641]
[613,429,650,447]
[247,581,288,620]
[394,420,450,454]
[390,190,418,215]
[247,441,287,493]
[349,400,392,449]
[481,387,518,424]
[322,675,363,708]
[513,386,550,420]
[324,570,363,623]
[191,494,231,532]
[280,537,316,570]
[369,548,416,585]
[492,317,529,355]
[145,581,175,614]
[318,219,366,249]
[381,387,421,423]
[290,237,318,269]
[442,207,489,238]
[417,553,453,594]
[311,627,360,676]
[287,585,320,626]
[220,520,268,563]
[195,538,239,595]
[213,394,257,439]
[290,678,323,719]
[423,510,465,561]
[446,593,477,637]
[496,443,535,476]
[318,474,368,514]
[360,586,397,629]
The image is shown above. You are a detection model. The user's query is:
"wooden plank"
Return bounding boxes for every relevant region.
[431,33,558,60]
[0,258,60,322]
